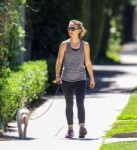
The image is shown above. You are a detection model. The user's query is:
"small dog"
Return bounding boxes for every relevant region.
[16,97,30,139]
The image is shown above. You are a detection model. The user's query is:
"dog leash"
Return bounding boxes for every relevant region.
[30,83,61,120]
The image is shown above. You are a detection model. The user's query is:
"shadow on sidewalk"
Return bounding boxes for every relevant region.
[61,137,99,141]
[0,134,36,141]
[86,69,132,94]
[0,124,36,141]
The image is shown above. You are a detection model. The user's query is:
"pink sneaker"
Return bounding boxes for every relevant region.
[65,129,74,138]
[79,127,87,138]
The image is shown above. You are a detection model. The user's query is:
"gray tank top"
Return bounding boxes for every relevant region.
[61,39,87,82]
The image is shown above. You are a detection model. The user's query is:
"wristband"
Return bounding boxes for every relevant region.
[56,75,60,78]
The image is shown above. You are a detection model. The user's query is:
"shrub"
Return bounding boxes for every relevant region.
[46,58,56,93]
[0,60,48,129]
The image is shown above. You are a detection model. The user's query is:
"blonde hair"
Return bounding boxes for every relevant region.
[69,19,87,39]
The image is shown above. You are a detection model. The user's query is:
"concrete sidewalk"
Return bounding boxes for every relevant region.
[1,42,137,150]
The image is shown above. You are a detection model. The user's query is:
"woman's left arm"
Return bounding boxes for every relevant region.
[84,42,95,89]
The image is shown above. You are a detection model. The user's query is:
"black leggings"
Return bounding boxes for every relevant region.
[61,80,87,125]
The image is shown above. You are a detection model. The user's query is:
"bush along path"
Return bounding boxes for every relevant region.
[0,60,48,134]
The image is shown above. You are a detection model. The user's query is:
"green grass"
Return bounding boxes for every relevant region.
[105,120,137,137]
[132,87,137,93]
[100,87,137,149]
[97,52,120,65]
[106,50,120,62]
[99,141,137,150]
[117,95,137,120]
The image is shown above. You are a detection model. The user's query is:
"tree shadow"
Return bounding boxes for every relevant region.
[0,134,36,141]
[0,124,36,141]
[86,69,132,94]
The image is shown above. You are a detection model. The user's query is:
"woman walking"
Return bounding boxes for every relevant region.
[55,19,95,138]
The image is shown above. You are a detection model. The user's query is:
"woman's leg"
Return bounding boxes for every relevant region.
[75,80,87,138]
[61,80,75,128]
[75,80,87,125]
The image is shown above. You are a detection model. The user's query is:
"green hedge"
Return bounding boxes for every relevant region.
[46,58,56,93]
[0,60,48,129]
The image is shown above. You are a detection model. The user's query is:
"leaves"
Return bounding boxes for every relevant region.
[0,0,26,70]
[0,60,48,129]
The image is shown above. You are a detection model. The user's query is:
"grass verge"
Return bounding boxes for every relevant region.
[100,141,137,150]
[117,95,137,120]
[99,87,137,149]
[105,120,137,137]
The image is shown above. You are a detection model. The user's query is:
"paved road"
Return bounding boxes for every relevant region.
[1,42,137,150]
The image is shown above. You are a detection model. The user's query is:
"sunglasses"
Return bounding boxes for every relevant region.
[67,27,80,31]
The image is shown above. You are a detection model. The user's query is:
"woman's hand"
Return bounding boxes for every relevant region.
[56,76,62,84]
[90,79,95,89]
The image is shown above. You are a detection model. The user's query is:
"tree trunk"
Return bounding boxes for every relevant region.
[90,0,107,63]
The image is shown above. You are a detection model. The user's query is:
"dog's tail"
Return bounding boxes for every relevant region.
[20,97,27,107]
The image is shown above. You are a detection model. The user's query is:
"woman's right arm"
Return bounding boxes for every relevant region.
[55,41,66,84]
